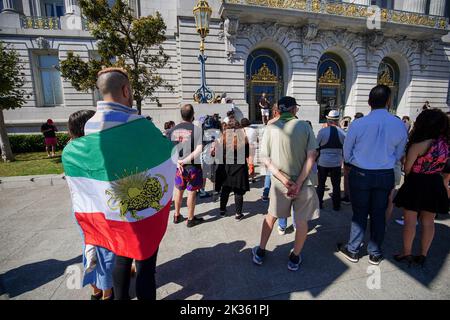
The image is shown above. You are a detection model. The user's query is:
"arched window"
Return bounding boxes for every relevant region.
[317,53,346,123]
[246,48,284,122]
[378,57,400,113]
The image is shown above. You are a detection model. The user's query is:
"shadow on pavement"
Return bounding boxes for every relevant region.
[0,256,82,298]
[384,217,450,288]
[155,232,351,300]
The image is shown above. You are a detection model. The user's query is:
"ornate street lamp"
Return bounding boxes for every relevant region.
[193,0,215,103]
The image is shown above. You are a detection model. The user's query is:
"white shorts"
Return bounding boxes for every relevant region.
[261,109,270,117]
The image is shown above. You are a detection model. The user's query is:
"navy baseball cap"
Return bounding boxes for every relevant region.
[277,96,301,112]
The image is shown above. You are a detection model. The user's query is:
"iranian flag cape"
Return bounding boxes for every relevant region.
[62,118,176,260]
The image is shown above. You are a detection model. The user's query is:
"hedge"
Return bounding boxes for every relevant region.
[8,133,71,153]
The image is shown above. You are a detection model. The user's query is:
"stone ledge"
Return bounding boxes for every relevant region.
[0,174,66,190]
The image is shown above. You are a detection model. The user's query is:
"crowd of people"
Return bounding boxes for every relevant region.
[62,67,450,300]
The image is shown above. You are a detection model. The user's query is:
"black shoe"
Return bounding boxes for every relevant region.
[198,190,211,198]
[341,196,351,205]
[187,216,204,228]
[413,255,427,267]
[337,243,359,263]
[235,213,244,220]
[369,255,384,265]
[219,210,226,217]
[394,254,413,267]
[173,214,185,224]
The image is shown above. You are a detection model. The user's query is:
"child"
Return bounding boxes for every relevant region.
[67,110,115,300]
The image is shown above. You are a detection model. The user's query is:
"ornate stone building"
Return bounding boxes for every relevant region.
[1,0,449,132]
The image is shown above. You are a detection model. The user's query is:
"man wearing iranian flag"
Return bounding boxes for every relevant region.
[63,68,176,300]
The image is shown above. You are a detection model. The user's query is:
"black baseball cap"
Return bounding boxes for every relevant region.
[277,96,301,112]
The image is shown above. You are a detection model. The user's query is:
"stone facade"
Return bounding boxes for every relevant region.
[0,0,449,133]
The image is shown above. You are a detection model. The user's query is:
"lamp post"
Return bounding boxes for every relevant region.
[193,0,215,103]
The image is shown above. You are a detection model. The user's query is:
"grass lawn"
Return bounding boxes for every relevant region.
[0,152,64,177]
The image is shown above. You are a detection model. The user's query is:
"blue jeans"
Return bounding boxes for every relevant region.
[347,166,394,257]
[263,174,271,198]
[278,217,288,230]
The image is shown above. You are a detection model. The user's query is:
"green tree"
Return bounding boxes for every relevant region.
[60,0,173,114]
[0,41,28,162]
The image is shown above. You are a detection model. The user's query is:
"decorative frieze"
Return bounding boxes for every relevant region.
[222,0,449,29]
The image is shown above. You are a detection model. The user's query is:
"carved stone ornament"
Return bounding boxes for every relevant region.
[35,37,51,50]
[219,17,240,60]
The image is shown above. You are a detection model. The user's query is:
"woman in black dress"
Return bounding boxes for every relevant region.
[214,119,250,220]
[393,109,450,266]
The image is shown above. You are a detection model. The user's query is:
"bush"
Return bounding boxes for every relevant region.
[8,133,70,153]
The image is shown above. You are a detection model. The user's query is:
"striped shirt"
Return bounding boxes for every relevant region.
[84,101,143,135]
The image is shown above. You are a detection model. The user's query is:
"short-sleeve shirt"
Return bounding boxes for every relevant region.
[41,123,57,138]
[317,126,346,168]
[259,97,270,110]
[167,122,203,168]
[260,118,318,184]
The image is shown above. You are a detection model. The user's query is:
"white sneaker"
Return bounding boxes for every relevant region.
[278,226,286,235]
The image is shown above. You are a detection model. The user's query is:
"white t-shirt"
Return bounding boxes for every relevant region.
[245,127,258,158]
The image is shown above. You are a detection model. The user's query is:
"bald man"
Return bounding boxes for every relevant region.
[84,68,140,134]
[83,68,159,300]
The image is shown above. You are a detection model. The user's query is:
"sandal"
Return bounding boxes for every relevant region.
[173,214,185,224]
[90,292,102,300]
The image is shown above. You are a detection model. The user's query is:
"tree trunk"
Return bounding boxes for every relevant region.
[0,109,15,162]
[136,99,142,115]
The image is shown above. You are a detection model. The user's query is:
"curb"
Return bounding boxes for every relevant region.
[0,174,66,190]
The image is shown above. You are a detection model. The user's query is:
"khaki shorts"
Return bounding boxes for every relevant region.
[268,179,320,224]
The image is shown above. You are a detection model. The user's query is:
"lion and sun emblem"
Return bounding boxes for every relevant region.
[105,169,169,220]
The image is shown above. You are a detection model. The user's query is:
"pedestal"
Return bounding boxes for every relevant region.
[0,11,21,28]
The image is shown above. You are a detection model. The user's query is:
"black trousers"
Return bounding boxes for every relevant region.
[317,166,342,210]
[220,186,245,215]
[113,249,158,300]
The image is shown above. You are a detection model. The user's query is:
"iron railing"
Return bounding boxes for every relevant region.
[20,16,61,30]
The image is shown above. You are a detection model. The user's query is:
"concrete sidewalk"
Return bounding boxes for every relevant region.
[1,178,449,300]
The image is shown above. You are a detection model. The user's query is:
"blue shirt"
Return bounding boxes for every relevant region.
[317,126,346,168]
[343,109,408,170]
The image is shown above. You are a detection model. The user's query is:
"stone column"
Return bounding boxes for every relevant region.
[61,0,82,30]
[402,0,427,14]
[394,0,404,11]
[2,0,16,12]
[64,0,81,15]
[429,0,446,16]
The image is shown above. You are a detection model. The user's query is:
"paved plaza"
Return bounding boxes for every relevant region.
[1,177,450,300]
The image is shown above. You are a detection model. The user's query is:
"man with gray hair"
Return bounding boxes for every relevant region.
[316,110,346,212]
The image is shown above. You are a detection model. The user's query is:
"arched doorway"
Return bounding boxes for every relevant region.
[378,57,400,114]
[246,48,284,123]
[317,53,347,123]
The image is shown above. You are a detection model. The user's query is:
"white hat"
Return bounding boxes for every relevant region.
[326,110,340,120]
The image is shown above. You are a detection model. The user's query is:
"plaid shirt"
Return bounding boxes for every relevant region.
[84,101,143,135]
